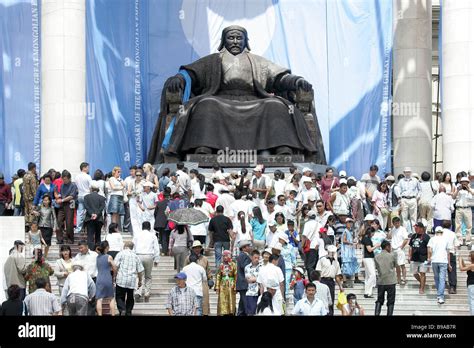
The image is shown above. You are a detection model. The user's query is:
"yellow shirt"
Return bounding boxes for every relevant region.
[14,178,23,206]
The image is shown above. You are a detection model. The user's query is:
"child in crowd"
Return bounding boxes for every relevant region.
[290,267,308,304]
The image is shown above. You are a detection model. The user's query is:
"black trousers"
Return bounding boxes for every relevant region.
[237,290,247,316]
[116,285,135,315]
[376,284,396,307]
[156,228,170,254]
[86,220,103,250]
[320,277,335,316]
[448,253,457,289]
[304,249,319,279]
[123,202,131,232]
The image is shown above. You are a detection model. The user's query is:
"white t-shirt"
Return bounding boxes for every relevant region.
[106,233,124,252]
[273,179,287,198]
[390,226,408,250]
[442,228,458,254]
[229,199,252,224]
[182,262,207,297]
[108,177,124,196]
[256,263,284,301]
[302,219,320,249]
[75,172,93,197]
[427,235,450,264]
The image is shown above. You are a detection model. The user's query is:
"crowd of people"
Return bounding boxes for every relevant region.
[1,161,473,316]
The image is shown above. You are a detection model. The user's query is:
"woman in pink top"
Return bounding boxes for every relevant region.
[371,181,389,230]
[320,168,340,203]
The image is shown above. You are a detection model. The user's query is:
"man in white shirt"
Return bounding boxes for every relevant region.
[74,240,98,280]
[215,189,235,218]
[428,227,451,304]
[182,253,207,316]
[292,282,327,316]
[73,240,98,315]
[139,182,158,228]
[167,172,184,196]
[441,220,459,294]
[453,177,473,246]
[249,166,272,208]
[389,216,409,285]
[74,162,93,234]
[296,176,320,207]
[133,221,160,302]
[315,244,343,315]
[360,164,381,213]
[176,162,192,199]
[431,185,454,233]
[398,167,421,234]
[229,191,252,224]
[257,254,285,314]
[60,261,96,316]
[309,270,332,312]
[266,220,279,248]
[315,200,331,227]
[302,211,321,277]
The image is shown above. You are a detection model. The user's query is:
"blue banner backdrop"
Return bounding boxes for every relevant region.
[0,0,41,180]
[86,0,392,178]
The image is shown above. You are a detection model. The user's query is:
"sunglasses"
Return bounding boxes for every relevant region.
[136,174,142,176]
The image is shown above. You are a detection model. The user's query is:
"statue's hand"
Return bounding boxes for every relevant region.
[167,75,185,93]
[296,78,312,92]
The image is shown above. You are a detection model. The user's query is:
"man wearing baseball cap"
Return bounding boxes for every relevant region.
[166,272,197,316]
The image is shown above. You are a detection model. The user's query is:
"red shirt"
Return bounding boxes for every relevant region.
[206,191,218,208]
[0,183,12,203]
[53,178,63,194]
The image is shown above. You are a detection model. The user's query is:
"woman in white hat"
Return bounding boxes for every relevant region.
[231,211,253,258]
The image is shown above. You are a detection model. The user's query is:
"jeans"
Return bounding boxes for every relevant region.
[469,285,474,315]
[245,296,258,315]
[214,241,230,270]
[196,295,203,316]
[75,196,86,233]
[432,262,448,300]
[13,205,23,216]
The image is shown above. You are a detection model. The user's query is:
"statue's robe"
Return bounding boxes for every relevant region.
[147,50,319,162]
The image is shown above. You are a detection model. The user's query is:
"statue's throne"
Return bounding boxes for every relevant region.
[161,88,326,166]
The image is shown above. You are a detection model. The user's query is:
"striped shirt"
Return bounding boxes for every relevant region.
[115,249,144,289]
[166,286,197,316]
[24,289,61,315]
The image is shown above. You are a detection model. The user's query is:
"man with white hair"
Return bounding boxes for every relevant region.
[398,167,421,234]
[114,241,144,316]
[315,244,343,316]
[60,261,96,316]
[431,185,455,233]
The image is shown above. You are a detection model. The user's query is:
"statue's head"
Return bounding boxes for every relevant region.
[218,25,251,55]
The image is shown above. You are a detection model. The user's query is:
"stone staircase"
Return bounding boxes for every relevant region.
[30,231,471,316]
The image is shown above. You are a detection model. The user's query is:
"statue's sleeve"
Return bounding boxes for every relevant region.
[179,54,220,96]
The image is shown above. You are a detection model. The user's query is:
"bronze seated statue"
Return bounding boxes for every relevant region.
[147,25,326,165]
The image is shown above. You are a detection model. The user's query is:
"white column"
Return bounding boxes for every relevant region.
[441,0,474,175]
[41,0,86,177]
[392,0,433,176]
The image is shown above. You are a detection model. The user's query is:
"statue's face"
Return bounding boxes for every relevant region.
[224,29,246,55]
